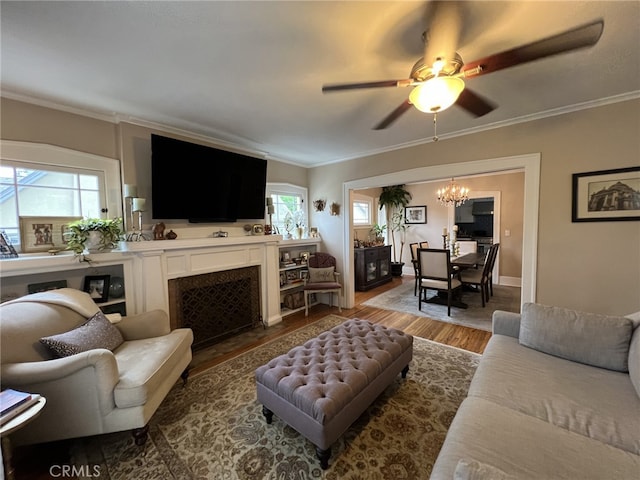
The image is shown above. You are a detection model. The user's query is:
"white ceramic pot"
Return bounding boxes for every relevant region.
[84,231,112,253]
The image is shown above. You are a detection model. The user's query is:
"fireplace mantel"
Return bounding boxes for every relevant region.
[2,234,284,327]
[120,235,283,326]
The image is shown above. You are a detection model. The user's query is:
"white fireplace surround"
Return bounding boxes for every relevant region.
[1,235,284,327]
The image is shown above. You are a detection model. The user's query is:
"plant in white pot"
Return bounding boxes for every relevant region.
[66,218,124,255]
[389,211,410,274]
[378,185,412,276]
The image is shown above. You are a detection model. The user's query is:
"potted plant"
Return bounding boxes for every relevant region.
[389,211,410,275]
[369,224,386,246]
[66,218,124,255]
[378,185,412,276]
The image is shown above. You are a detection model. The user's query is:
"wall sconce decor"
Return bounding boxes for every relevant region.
[313,199,326,212]
[330,202,340,216]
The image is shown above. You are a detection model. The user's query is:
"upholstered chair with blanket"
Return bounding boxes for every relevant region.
[0,288,193,446]
[303,252,342,317]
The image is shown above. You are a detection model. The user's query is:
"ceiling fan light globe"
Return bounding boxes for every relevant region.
[409,76,465,113]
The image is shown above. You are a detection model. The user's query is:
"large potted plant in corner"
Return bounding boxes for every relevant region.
[66,218,124,255]
[378,185,412,276]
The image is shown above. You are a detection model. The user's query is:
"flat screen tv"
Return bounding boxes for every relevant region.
[151,134,267,222]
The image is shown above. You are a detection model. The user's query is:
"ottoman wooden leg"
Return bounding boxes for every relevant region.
[402,365,409,378]
[316,446,331,470]
[262,405,273,424]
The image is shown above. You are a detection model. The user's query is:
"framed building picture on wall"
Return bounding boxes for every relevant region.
[572,166,640,222]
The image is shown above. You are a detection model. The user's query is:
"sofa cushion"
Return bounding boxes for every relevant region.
[431,397,640,480]
[40,310,124,357]
[469,334,640,455]
[112,328,193,408]
[519,302,633,372]
[307,266,335,283]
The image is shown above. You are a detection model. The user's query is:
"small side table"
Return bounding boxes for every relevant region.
[1,397,46,480]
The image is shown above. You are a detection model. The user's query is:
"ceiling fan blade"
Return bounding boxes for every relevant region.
[322,79,413,93]
[456,88,496,117]
[461,20,604,78]
[373,100,413,130]
[423,1,463,71]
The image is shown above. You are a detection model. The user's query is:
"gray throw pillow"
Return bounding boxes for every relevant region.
[308,266,335,283]
[519,303,633,372]
[627,314,640,398]
[40,310,124,358]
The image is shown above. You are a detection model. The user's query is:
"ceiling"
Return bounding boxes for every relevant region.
[2,1,639,167]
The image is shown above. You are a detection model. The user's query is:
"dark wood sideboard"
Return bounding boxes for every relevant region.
[354,245,392,291]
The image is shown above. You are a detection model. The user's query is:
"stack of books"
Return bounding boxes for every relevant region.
[0,388,41,425]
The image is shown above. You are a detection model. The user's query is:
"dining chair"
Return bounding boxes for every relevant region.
[486,243,500,298]
[419,241,429,249]
[459,249,493,307]
[303,252,342,317]
[417,248,462,316]
[457,240,478,255]
[409,243,420,295]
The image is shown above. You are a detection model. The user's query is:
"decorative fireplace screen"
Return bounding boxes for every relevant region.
[168,266,262,350]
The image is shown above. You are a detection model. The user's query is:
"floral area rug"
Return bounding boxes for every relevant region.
[363,281,521,332]
[72,314,479,480]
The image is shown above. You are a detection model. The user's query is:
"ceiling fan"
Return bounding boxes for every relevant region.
[322,2,604,132]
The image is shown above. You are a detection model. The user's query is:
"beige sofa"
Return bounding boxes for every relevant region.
[431,302,640,479]
[0,288,193,446]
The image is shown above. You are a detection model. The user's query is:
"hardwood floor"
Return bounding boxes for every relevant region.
[11,275,491,480]
[192,275,491,375]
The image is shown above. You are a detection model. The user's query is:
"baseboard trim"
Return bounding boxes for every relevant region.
[499,276,521,287]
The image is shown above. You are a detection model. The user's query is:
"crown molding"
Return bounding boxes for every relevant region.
[3,89,638,168]
[321,91,640,167]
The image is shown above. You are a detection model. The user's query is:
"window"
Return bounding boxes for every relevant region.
[352,195,373,226]
[0,141,121,252]
[265,183,308,236]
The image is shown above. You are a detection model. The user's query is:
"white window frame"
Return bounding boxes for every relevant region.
[265,183,308,234]
[0,141,122,251]
[352,193,373,227]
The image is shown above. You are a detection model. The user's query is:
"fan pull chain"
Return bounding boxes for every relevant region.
[433,113,439,142]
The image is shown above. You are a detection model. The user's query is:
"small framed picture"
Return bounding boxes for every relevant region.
[281,251,291,262]
[279,272,287,287]
[300,251,310,264]
[19,216,81,253]
[404,206,427,224]
[309,227,319,237]
[28,280,68,294]
[83,275,110,303]
[0,231,19,259]
[572,166,640,222]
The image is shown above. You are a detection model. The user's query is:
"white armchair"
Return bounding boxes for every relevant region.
[0,288,193,446]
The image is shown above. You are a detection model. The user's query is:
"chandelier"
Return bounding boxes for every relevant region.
[437,178,469,207]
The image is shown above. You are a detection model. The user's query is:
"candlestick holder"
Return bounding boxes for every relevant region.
[442,234,448,250]
[133,210,149,241]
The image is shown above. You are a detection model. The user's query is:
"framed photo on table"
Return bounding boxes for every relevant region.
[572,166,640,222]
[0,231,18,258]
[83,275,110,303]
[19,216,81,253]
[404,206,427,224]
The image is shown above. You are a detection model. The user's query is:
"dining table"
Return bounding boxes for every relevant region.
[451,252,486,269]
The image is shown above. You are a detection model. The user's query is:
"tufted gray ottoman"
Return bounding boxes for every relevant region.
[255,318,413,469]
